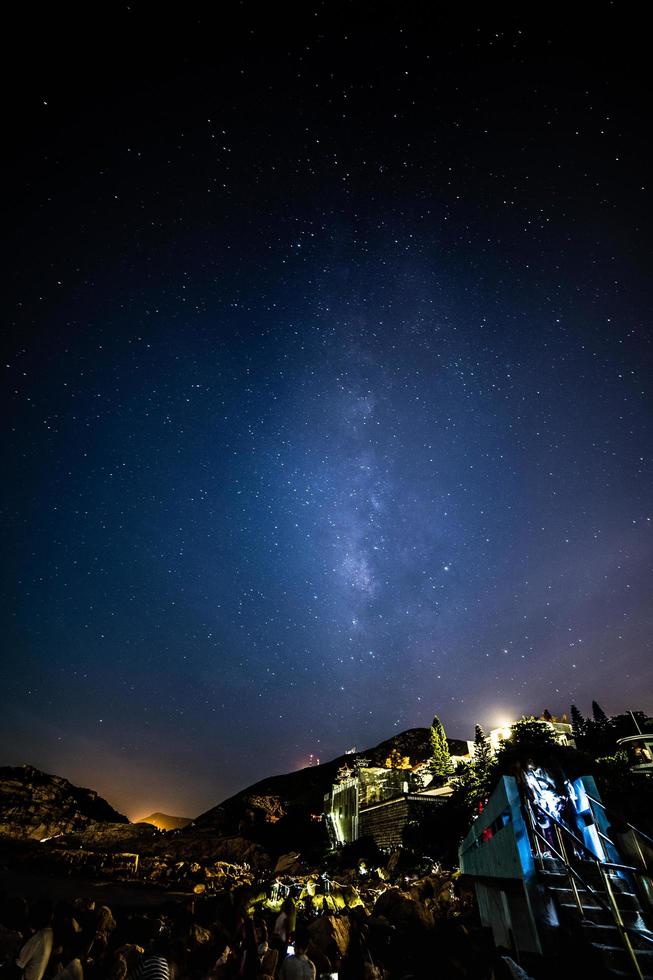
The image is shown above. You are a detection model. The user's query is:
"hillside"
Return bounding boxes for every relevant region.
[193,727,456,838]
[0,728,464,860]
[0,765,128,841]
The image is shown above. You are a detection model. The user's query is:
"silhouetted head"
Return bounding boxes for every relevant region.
[30,899,53,931]
[294,931,310,956]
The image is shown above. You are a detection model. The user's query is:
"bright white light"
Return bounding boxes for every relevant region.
[494,714,514,730]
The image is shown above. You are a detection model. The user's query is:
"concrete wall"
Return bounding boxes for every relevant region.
[459,776,535,882]
[326,779,358,844]
[459,776,542,955]
[360,794,445,848]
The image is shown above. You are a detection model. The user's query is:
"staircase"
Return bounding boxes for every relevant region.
[536,850,653,977]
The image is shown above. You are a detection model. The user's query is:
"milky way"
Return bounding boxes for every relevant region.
[1,6,651,817]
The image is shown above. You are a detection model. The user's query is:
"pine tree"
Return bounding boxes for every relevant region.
[430,715,453,786]
[450,726,495,817]
[473,724,492,771]
[592,700,609,725]
[584,700,616,756]
[472,724,493,798]
[542,708,553,721]
[570,704,586,740]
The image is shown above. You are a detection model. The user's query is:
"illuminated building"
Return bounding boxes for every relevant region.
[323,721,573,851]
[487,717,575,755]
[324,764,451,848]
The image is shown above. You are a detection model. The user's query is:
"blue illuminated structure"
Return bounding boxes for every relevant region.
[459,770,653,974]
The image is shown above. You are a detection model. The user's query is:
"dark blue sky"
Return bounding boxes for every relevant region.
[1,5,651,818]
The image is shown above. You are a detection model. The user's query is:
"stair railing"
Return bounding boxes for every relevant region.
[526,800,652,980]
[584,791,653,875]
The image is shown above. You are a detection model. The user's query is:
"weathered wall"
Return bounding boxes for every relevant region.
[360,796,443,848]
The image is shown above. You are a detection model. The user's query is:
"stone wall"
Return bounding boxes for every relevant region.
[360,795,444,848]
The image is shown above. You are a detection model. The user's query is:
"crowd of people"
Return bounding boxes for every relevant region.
[0,881,546,979]
[0,891,383,980]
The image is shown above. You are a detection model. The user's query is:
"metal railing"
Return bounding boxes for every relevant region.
[525,799,653,980]
[585,791,653,876]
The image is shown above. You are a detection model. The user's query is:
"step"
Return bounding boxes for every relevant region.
[540,865,639,887]
[539,857,634,875]
[581,922,653,951]
[559,901,650,931]
[592,942,653,975]
[548,883,643,911]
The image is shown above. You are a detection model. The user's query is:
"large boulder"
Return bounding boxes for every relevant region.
[308,915,350,964]
[166,831,272,870]
[373,887,434,931]
[408,872,458,918]
[273,851,302,875]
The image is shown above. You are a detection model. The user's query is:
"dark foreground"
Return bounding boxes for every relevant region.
[0,843,519,980]
[0,841,613,980]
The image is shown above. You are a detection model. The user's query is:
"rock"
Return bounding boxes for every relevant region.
[245,794,286,823]
[308,915,350,963]
[168,832,272,870]
[273,851,302,875]
[0,765,127,841]
[406,872,459,921]
[57,821,159,852]
[373,887,434,931]
[191,924,212,944]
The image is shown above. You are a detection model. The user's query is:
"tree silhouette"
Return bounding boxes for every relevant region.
[473,724,493,774]
[592,700,609,725]
[570,704,586,741]
[503,715,558,751]
[429,715,453,786]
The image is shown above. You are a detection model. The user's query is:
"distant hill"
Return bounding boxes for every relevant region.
[137,812,192,831]
[0,764,128,841]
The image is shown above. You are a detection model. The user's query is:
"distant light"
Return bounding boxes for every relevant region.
[494,715,513,730]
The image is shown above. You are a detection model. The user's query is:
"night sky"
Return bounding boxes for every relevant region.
[2,5,652,820]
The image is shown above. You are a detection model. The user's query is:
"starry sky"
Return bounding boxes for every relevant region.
[1,5,652,819]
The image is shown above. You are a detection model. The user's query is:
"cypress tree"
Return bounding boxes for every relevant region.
[430,715,453,786]
[473,724,492,770]
[472,724,493,795]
